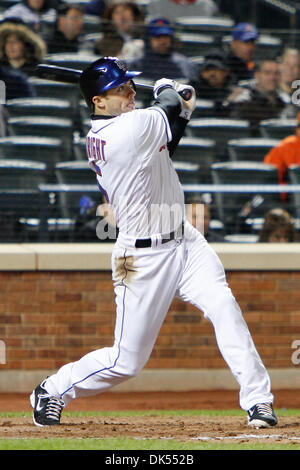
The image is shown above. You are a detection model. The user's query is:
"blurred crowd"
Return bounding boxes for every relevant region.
[0,0,299,132]
[0,0,299,242]
[0,0,299,124]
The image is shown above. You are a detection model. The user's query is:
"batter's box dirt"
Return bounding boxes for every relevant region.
[0,416,299,444]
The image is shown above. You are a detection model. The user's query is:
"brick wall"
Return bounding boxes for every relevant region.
[1,270,300,371]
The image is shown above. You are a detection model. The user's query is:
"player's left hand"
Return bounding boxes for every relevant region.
[153,78,175,99]
[174,82,196,120]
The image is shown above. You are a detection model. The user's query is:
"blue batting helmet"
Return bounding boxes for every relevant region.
[79,56,142,108]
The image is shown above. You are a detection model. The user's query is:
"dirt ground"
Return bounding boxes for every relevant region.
[0,390,299,444]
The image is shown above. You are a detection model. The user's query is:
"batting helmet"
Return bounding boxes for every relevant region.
[79,56,142,108]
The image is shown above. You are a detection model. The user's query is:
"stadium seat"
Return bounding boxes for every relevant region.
[172,136,216,183]
[222,34,283,60]
[287,164,300,218]
[55,160,96,185]
[79,99,91,123]
[177,32,215,57]
[73,137,86,160]
[6,97,73,119]
[38,181,102,241]
[0,158,47,189]
[0,136,63,167]
[39,14,56,38]
[44,53,100,71]
[186,118,250,160]
[192,99,216,118]
[224,234,259,243]
[228,138,280,162]
[211,161,279,233]
[259,118,297,139]
[80,32,103,49]
[134,78,157,106]
[82,14,102,35]
[175,16,234,39]
[28,77,81,112]
[81,118,90,136]
[173,161,201,184]
[0,0,20,11]
[253,34,283,60]
[0,159,47,241]
[188,56,205,69]
[7,116,74,159]
[54,161,98,219]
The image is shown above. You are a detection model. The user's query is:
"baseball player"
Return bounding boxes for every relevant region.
[30,57,277,429]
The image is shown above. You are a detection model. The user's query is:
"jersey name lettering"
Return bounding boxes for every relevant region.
[86,137,106,163]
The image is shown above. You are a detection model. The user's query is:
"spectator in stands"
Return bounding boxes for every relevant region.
[224,22,259,82]
[101,1,145,61]
[94,31,125,58]
[129,17,197,82]
[146,0,219,21]
[230,58,290,136]
[189,49,240,116]
[278,48,300,96]
[0,64,36,99]
[94,30,139,63]
[102,1,144,41]
[0,21,47,76]
[2,0,56,33]
[46,3,85,54]
[258,207,298,242]
[276,48,300,119]
[264,113,300,185]
[186,195,225,242]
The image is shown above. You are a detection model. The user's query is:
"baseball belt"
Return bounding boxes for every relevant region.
[135,222,184,248]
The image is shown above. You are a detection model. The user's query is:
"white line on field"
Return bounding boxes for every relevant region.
[191,434,300,441]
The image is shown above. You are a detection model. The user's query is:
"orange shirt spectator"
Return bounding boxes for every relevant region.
[264,120,300,184]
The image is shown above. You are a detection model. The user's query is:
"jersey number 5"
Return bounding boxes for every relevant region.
[86,137,106,176]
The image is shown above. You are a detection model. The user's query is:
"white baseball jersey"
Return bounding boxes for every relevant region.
[86,106,185,237]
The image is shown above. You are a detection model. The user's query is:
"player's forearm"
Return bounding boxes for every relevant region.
[153,87,182,126]
[167,116,188,157]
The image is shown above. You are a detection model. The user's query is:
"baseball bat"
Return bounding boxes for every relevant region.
[34,64,193,101]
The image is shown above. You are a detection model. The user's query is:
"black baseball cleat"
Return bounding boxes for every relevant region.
[247,402,278,428]
[30,381,65,427]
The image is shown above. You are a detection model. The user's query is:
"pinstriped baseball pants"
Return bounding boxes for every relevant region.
[45,221,273,410]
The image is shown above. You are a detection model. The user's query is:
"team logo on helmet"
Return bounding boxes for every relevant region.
[115,59,127,72]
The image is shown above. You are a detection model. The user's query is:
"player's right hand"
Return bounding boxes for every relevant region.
[174,82,196,120]
[153,78,175,99]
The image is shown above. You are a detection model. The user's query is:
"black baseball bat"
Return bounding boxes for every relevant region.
[34,64,193,101]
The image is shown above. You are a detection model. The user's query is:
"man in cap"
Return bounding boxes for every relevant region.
[129,17,197,82]
[225,22,259,82]
[189,49,239,115]
[230,57,290,135]
[46,3,85,54]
